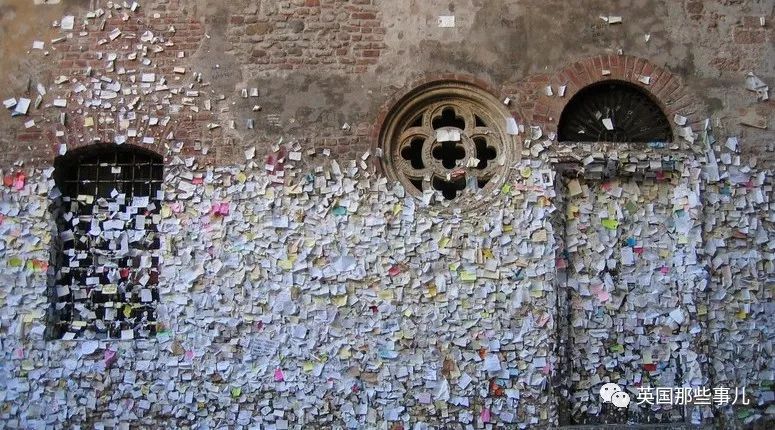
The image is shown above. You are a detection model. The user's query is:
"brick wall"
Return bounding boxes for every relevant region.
[1,0,223,167]
[1,0,771,169]
[225,0,386,75]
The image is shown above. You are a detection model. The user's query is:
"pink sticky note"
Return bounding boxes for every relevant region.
[184,350,195,361]
[660,266,669,275]
[12,173,26,191]
[388,265,401,277]
[219,202,230,215]
[104,349,117,366]
[481,407,491,423]
[274,368,285,382]
[591,285,610,303]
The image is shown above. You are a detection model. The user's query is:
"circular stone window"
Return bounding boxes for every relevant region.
[378,81,518,205]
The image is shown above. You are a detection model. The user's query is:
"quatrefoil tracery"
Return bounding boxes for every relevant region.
[395,103,501,200]
[379,81,518,206]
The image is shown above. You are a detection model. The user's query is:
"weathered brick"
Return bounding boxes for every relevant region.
[733,29,765,44]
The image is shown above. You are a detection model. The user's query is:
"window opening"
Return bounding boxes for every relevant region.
[557,81,673,143]
[49,145,163,340]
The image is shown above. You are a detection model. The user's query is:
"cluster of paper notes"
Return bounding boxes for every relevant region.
[2,1,226,154]
[50,188,162,340]
[551,121,773,426]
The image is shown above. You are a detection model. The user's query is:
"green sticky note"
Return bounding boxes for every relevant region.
[625,201,638,213]
[231,387,242,398]
[610,344,624,353]
[9,257,23,267]
[332,206,347,216]
[602,218,619,230]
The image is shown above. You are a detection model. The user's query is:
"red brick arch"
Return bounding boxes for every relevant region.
[531,55,706,141]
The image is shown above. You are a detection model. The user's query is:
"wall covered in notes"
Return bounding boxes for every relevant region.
[0,0,772,429]
[1,134,773,429]
[2,156,568,428]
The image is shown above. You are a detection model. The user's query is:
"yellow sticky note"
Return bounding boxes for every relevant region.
[659,249,670,258]
[393,203,402,215]
[567,179,583,196]
[459,271,477,282]
[567,205,579,220]
[426,284,437,298]
[531,229,548,242]
[601,218,619,230]
[161,206,172,217]
[501,183,512,194]
[736,311,747,320]
[520,167,532,178]
[123,305,133,318]
[278,259,293,270]
[403,308,412,317]
[332,295,348,307]
[439,237,450,248]
[697,304,707,316]
[339,346,352,359]
[678,235,688,244]
[303,361,314,372]
[378,289,393,300]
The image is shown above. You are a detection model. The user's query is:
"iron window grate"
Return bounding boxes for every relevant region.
[50,145,164,340]
[558,81,673,143]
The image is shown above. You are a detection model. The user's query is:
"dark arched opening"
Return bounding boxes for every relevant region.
[557,80,673,143]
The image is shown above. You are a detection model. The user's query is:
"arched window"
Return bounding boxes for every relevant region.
[557,80,673,143]
[49,145,163,340]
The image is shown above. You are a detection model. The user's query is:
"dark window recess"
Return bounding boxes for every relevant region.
[433,176,467,200]
[557,81,673,143]
[432,107,466,130]
[433,141,466,169]
[401,138,425,169]
[48,145,164,340]
[474,137,497,169]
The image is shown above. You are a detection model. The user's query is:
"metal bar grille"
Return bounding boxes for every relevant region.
[558,81,673,143]
[50,146,164,340]
[58,149,164,199]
